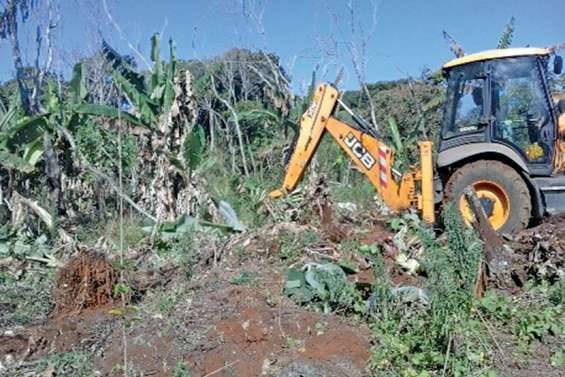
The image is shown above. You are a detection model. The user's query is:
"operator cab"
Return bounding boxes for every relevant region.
[440,48,563,176]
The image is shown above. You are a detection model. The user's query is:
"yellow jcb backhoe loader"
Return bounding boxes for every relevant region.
[270,48,565,233]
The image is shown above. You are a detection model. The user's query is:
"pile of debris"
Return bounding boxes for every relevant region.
[51,250,117,314]
[508,215,565,283]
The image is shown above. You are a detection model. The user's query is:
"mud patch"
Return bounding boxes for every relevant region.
[185,286,371,377]
[0,309,115,373]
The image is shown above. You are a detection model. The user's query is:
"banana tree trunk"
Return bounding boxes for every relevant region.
[43,133,65,216]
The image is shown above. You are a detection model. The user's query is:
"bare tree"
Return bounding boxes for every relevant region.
[345,0,379,130]
[210,74,250,176]
[314,0,380,130]
[0,0,56,114]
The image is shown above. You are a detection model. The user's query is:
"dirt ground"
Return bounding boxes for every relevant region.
[1,213,564,377]
[1,241,373,377]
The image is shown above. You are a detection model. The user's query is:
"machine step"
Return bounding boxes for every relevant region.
[534,175,565,214]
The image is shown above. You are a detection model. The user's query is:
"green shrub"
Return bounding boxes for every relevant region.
[284,263,366,315]
[369,204,487,376]
[10,352,95,377]
[0,269,54,326]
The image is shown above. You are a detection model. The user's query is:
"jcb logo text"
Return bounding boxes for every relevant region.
[344,133,375,169]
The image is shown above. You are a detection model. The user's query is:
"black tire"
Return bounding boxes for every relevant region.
[444,160,531,234]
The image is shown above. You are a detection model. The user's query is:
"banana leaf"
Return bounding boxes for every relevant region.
[142,212,242,240]
[167,154,186,174]
[217,200,246,232]
[238,109,280,123]
[150,33,162,91]
[112,73,158,125]
[69,63,87,104]
[162,38,177,111]
[73,103,147,127]
[43,81,60,113]
[183,124,206,170]
[13,114,49,135]
[150,84,165,101]
[102,40,146,93]
[0,106,16,131]
[9,115,49,146]
[0,150,35,173]
[387,116,403,153]
[22,137,44,167]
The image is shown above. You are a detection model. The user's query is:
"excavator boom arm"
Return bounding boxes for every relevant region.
[270,84,435,224]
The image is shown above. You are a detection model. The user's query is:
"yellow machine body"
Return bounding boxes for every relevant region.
[271,48,564,232]
[269,84,435,224]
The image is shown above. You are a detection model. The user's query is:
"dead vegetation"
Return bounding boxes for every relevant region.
[52,250,117,314]
[1,193,564,376]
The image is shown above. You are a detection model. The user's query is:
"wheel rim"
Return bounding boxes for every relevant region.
[459,180,511,231]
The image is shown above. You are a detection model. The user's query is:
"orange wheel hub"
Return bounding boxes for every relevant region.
[459,180,511,231]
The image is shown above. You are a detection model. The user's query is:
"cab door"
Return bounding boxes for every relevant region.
[490,56,556,176]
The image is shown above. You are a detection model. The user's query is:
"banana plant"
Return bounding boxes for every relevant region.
[168,123,206,181]
[102,33,178,128]
[388,93,445,171]
[0,62,144,175]
[0,104,41,173]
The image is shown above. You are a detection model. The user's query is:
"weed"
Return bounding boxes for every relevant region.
[550,350,565,368]
[15,352,95,377]
[153,229,199,279]
[173,362,193,377]
[283,336,305,351]
[279,228,319,261]
[113,281,131,298]
[479,287,564,347]
[369,204,488,376]
[230,270,257,286]
[76,215,146,251]
[146,287,184,316]
[284,263,366,315]
[358,243,380,258]
[331,179,376,210]
[265,290,278,307]
[0,269,54,326]
[199,156,271,228]
[314,320,327,335]
[549,280,565,305]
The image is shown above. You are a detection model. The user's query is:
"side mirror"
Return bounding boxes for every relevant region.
[557,99,565,115]
[554,55,563,75]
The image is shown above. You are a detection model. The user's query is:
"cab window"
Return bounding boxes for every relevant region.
[443,66,486,139]
[491,57,554,163]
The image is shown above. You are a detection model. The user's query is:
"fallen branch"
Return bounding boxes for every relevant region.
[203,360,240,377]
[12,191,54,229]
[26,254,63,268]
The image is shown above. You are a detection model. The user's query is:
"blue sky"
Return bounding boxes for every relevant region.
[1,0,564,92]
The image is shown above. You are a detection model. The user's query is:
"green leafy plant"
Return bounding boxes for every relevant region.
[173,362,193,377]
[101,33,179,128]
[230,271,258,286]
[29,352,95,377]
[369,204,487,376]
[284,263,366,315]
[0,269,54,326]
[479,289,564,347]
[497,16,515,49]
